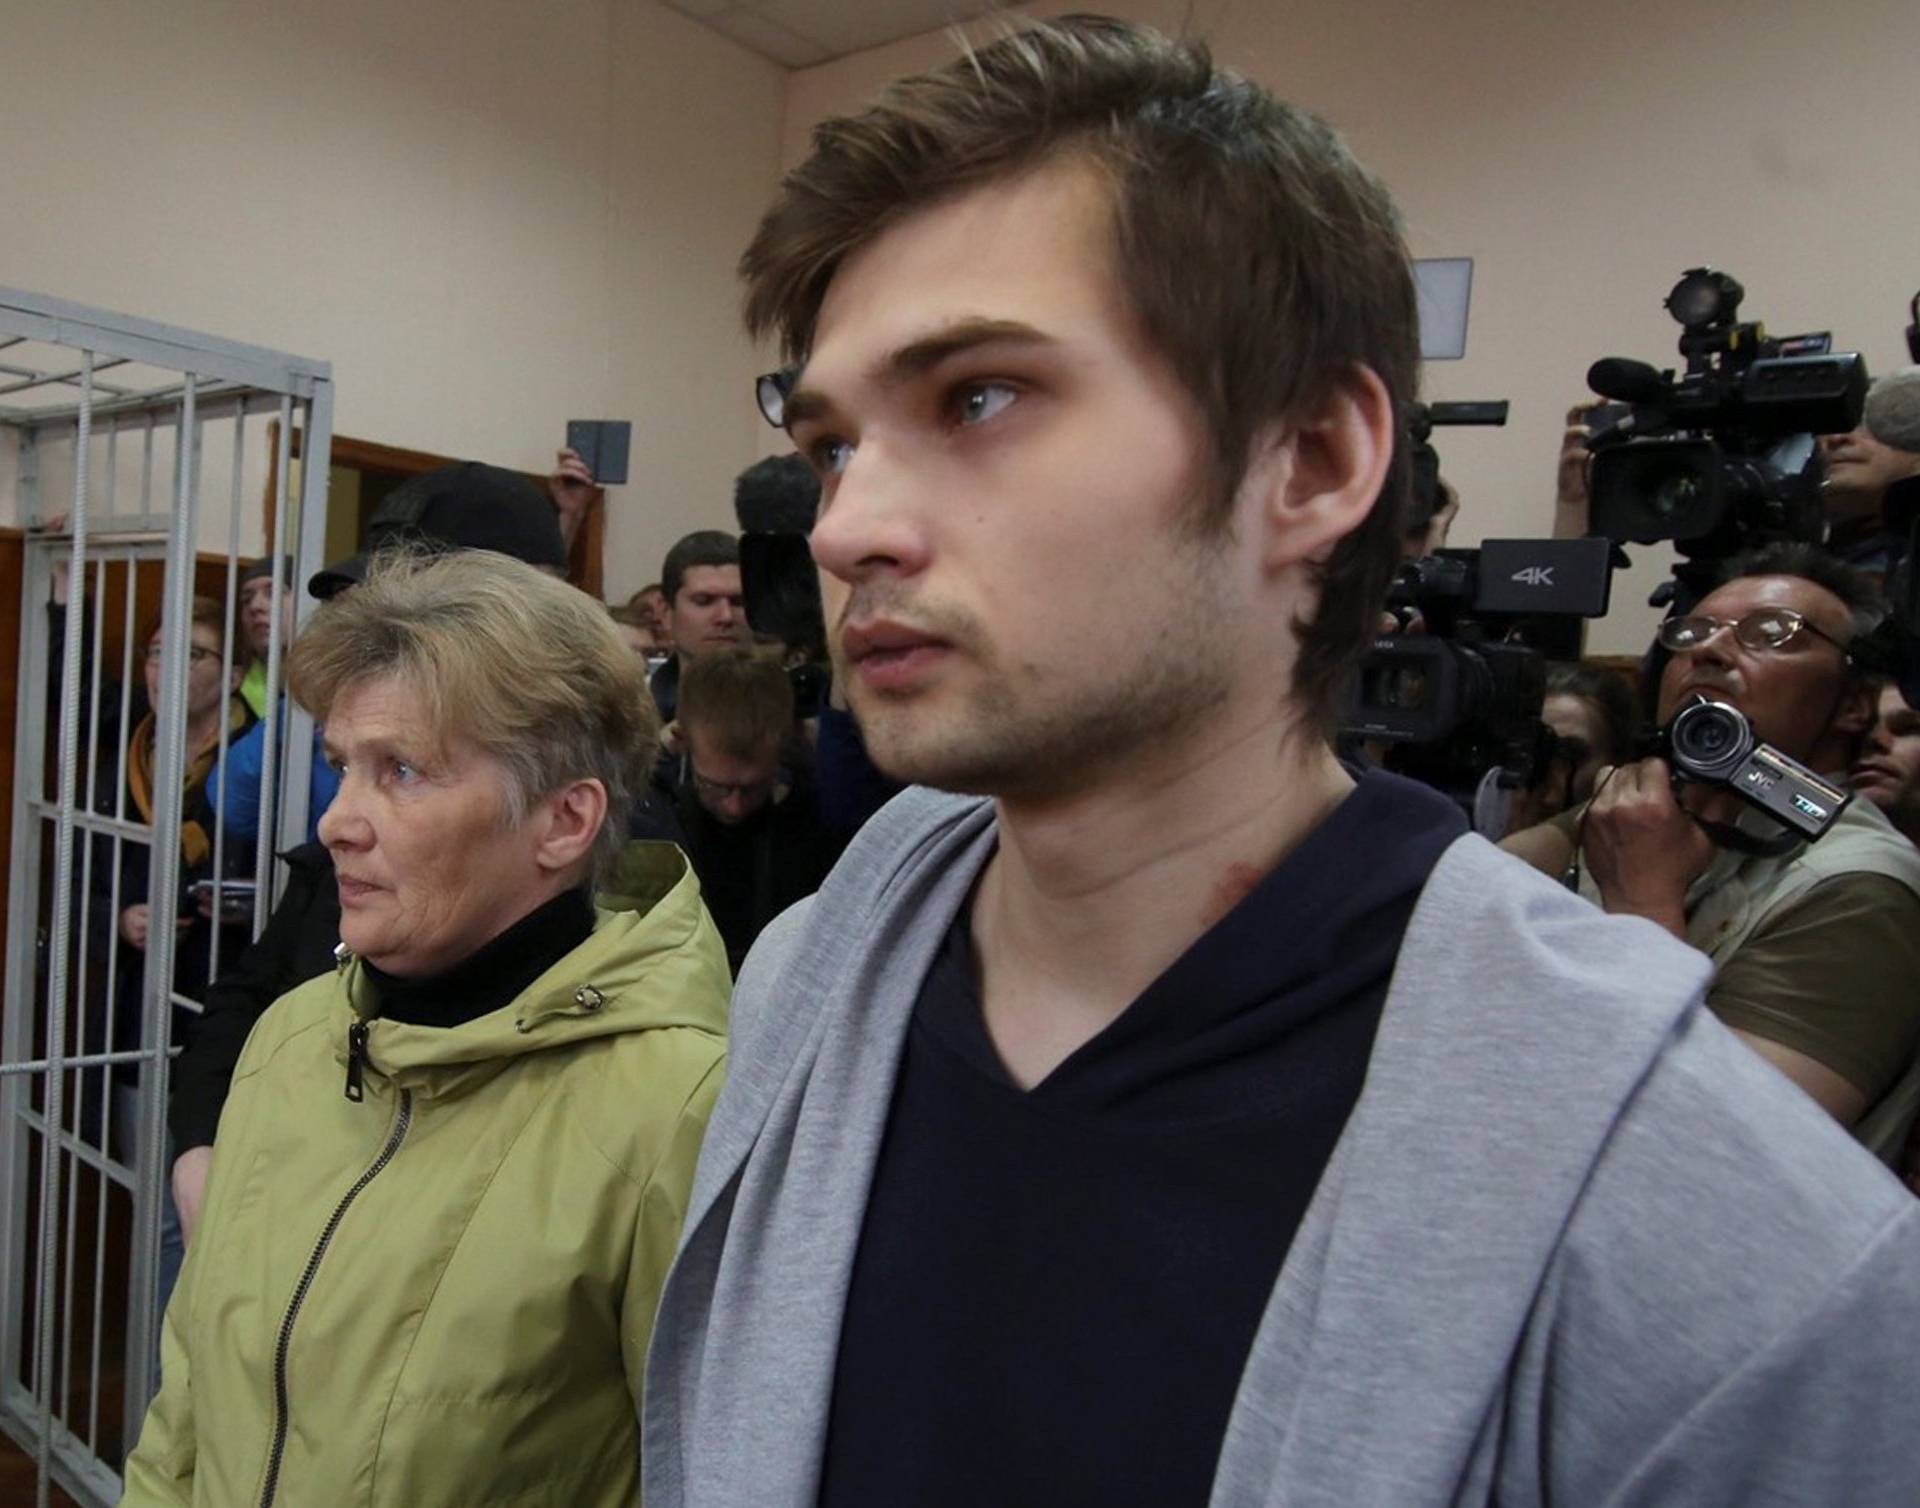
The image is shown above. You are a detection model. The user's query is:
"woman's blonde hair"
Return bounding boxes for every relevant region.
[288,547,658,883]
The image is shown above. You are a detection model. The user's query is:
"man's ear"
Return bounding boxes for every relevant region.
[1253,364,1397,573]
[534,778,609,878]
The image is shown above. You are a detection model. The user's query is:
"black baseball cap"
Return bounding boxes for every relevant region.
[308,461,568,599]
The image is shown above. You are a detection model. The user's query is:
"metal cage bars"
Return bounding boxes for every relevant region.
[0,287,332,1507]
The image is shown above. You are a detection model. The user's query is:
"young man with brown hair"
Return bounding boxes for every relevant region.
[658,647,845,971]
[645,18,1920,1506]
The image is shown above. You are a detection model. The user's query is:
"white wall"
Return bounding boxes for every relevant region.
[782,0,1920,653]
[0,0,787,598]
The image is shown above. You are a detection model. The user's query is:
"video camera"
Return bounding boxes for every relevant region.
[1585,268,1867,609]
[734,454,831,719]
[1651,695,1850,844]
[1343,397,1616,815]
[1345,536,1616,804]
[1406,399,1510,540]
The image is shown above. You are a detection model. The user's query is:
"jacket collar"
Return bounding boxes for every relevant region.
[328,840,728,1099]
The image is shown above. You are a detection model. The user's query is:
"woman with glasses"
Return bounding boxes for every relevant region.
[90,595,256,1069]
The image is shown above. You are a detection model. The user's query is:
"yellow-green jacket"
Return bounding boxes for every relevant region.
[122,844,729,1508]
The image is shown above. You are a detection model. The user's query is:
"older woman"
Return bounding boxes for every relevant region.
[121,550,729,1508]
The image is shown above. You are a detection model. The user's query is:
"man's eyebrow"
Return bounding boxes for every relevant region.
[781,318,1057,431]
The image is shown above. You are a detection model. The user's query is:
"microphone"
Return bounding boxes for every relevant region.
[734,454,820,535]
[1587,357,1668,405]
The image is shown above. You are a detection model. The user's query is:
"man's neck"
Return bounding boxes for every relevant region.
[1824,487,1887,532]
[185,705,227,757]
[971,710,1353,1089]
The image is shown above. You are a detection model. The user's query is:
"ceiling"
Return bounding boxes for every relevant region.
[662,0,1013,68]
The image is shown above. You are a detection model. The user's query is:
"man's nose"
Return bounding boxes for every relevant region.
[1683,629,1739,670]
[807,444,932,587]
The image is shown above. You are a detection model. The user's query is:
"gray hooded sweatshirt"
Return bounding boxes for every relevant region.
[644,788,1920,1506]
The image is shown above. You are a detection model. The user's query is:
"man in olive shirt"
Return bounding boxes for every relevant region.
[1505,544,1920,1145]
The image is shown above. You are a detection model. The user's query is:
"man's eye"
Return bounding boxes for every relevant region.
[809,438,853,477]
[951,382,1017,427]
[389,760,419,784]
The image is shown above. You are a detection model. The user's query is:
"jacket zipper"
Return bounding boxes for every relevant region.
[257,1081,412,1508]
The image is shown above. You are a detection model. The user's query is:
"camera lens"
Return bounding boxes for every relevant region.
[1651,473,1702,520]
[1684,718,1731,756]
[1669,699,1751,779]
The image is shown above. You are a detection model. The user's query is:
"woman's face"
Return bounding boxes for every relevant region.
[317,676,567,977]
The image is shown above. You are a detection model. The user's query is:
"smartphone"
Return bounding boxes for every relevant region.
[565,420,632,487]
[189,878,256,920]
[1584,402,1632,439]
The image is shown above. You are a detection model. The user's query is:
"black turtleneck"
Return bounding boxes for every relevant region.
[362,887,596,1030]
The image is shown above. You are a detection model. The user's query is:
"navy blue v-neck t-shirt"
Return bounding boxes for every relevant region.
[816,769,1467,1507]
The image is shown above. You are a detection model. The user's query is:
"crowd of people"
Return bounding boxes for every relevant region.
[51,14,1919,1506]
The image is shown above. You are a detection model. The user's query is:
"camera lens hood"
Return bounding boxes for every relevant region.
[1667,696,1755,782]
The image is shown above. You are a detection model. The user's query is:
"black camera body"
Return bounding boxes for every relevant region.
[1344,537,1615,799]
[1586,269,1866,586]
[1659,696,1850,843]
[1405,399,1508,538]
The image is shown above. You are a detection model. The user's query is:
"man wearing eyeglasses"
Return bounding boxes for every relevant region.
[1506,543,1920,1148]
[643,646,846,972]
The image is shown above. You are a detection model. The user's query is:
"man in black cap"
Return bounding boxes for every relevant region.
[169,461,572,1236]
[308,459,572,597]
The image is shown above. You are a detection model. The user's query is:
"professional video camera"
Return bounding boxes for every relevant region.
[1585,268,1868,610]
[1343,398,1615,816]
[1649,696,1850,844]
[734,454,831,719]
[1345,536,1616,809]
[1405,399,1509,541]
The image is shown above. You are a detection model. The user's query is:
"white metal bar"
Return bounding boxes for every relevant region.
[0,507,53,1463]
[33,349,93,1507]
[0,287,330,399]
[208,399,248,985]
[255,398,295,923]
[20,381,264,439]
[0,363,136,399]
[124,375,201,1426]
[0,1051,173,1079]
[0,357,134,400]
[277,384,333,863]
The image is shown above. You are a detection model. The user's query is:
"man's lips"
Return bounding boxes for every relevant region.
[841,620,952,691]
[1852,760,1898,786]
[1674,679,1740,705]
[841,620,947,662]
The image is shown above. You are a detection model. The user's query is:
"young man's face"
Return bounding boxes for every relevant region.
[787,158,1244,798]
[1852,682,1920,826]
[670,565,749,658]
[684,725,781,825]
[240,574,291,659]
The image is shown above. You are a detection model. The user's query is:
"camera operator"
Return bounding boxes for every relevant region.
[1820,367,1920,577]
[1504,543,1920,1144]
[1503,662,1640,835]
